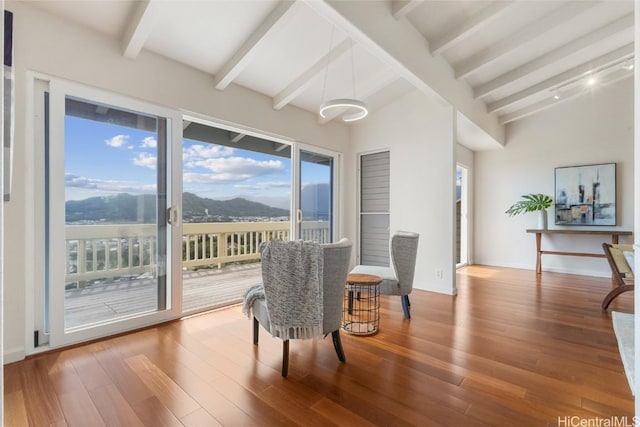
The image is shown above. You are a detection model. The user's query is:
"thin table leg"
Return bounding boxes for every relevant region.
[535,232,542,274]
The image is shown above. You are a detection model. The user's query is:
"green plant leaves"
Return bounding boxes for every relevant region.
[505,193,553,216]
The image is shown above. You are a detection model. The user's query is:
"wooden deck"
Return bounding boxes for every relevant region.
[65,263,262,329]
[6,265,634,426]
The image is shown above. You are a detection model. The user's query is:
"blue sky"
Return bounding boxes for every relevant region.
[64,116,328,209]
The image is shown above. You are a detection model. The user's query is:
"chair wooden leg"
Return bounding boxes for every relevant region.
[602,285,635,310]
[401,295,411,319]
[253,317,259,345]
[282,340,289,377]
[331,330,346,363]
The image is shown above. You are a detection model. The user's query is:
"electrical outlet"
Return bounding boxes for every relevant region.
[435,269,443,279]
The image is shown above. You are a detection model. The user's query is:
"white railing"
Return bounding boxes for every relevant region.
[182,221,290,269]
[65,221,330,285]
[66,224,157,284]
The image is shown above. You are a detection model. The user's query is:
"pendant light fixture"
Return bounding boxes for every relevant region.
[319,29,368,123]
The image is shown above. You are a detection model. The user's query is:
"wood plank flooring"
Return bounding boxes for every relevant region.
[5,265,634,426]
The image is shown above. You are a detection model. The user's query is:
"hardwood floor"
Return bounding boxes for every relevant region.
[4,266,634,426]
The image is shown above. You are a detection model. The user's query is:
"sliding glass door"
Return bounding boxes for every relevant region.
[180,120,292,313]
[298,149,334,244]
[35,79,340,349]
[45,80,182,347]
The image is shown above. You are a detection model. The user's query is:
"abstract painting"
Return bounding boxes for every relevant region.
[555,163,616,226]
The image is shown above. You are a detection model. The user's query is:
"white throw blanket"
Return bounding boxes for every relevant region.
[253,240,324,340]
[242,283,265,319]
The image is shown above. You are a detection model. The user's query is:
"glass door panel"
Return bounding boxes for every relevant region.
[299,150,333,244]
[181,121,292,313]
[46,81,180,347]
[62,98,167,329]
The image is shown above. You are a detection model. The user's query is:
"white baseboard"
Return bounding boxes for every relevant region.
[414,281,457,295]
[4,347,25,364]
[468,261,611,278]
[540,266,610,278]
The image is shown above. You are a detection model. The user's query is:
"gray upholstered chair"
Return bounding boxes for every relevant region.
[251,238,352,377]
[350,231,419,318]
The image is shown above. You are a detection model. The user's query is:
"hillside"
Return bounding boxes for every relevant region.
[66,193,289,223]
[182,192,289,219]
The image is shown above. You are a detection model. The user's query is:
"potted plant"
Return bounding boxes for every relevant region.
[505,194,554,229]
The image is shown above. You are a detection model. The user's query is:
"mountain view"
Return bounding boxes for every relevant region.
[65,193,290,224]
[182,192,289,221]
[65,183,330,224]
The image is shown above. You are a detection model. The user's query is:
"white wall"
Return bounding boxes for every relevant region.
[346,89,457,295]
[475,78,634,276]
[4,1,349,362]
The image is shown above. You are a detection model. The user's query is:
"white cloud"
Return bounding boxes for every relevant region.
[191,156,284,176]
[105,134,129,148]
[132,152,157,169]
[183,144,234,162]
[184,172,252,184]
[65,173,156,194]
[127,145,134,150]
[182,143,286,186]
[235,181,290,190]
[141,137,157,148]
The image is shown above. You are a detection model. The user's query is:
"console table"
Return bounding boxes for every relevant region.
[526,229,632,274]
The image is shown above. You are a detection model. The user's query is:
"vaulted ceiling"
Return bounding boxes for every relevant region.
[29,0,635,149]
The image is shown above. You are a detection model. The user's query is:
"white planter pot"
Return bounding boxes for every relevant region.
[537,210,548,230]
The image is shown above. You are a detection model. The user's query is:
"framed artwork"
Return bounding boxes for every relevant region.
[555,163,616,226]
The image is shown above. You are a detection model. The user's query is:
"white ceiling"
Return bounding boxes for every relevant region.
[29,0,635,150]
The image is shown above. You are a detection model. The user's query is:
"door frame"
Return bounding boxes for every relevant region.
[294,142,341,243]
[183,112,341,243]
[456,163,470,268]
[33,75,184,350]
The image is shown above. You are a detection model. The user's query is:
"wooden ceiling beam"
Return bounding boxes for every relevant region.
[499,72,632,124]
[488,44,633,114]
[455,1,600,79]
[391,0,423,20]
[273,38,351,110]
[305,0,504,144]
[230,132,246,143]
[430,2,514,56]
[474,13,633,99]
[122,0,159,59]
[213,1,296,90]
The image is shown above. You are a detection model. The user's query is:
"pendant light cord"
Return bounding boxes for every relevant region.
[350,38,356,99]
[318,28,368,122]
[321,26,335,107]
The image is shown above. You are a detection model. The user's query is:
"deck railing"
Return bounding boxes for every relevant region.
[182,221,289,269]
[65,221,330,285]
